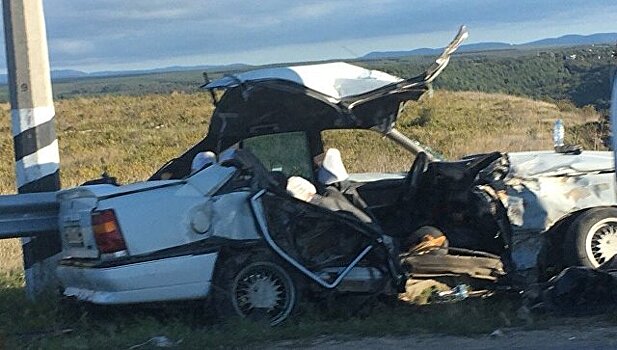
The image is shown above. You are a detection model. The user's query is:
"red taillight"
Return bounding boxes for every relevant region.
[91,209,127,254]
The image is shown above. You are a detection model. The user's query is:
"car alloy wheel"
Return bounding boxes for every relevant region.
[231,261,296,326]
[585,217,617,267]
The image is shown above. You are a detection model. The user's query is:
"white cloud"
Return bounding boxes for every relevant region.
[287,2,346,19]
[99,8,193,21]
[0,0,614,71]
[51,39,95,55]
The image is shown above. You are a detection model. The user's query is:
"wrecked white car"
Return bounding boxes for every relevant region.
[56,28,470,325]
[55,27,617,324]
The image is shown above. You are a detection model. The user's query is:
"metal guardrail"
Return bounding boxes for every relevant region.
[0,192,59,239]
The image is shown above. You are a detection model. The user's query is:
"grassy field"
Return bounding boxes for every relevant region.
[0,90,607,348]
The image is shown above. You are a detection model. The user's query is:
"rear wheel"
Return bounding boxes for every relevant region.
[564,208,617,267]
[213,254,297,326]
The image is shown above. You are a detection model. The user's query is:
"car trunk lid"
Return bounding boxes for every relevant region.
[57,181,183,259]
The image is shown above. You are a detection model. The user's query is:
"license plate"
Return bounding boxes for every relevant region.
[64,225,84,246]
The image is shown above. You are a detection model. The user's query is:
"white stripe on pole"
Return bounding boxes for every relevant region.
[14,140,60,186]
[4,0,61,299]
[10,106,55,137]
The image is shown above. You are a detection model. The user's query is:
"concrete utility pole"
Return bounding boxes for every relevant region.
[2,0,61,298]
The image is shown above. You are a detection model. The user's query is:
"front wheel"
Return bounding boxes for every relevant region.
[213,255,297,326]
[564,208,617,268]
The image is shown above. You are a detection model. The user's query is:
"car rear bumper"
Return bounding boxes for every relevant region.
[56,252,219,304]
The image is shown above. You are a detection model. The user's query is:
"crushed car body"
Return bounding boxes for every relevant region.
[504,152,616,272]
[55,26,617,324]
[56,25,471,325]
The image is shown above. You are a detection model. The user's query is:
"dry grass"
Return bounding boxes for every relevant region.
[398,91,604,158]
[0,92,214,194]
[327,91,605,173]
[0,239,22,275]
[0,90,606,275]
[323,129,412,173]
[0,90,602,192]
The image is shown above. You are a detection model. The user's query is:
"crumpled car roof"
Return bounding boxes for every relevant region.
[149,26,469,180]
[205,62,404,102]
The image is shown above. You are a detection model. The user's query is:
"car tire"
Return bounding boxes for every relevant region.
[212,253,298,326]
[564,208,617,268]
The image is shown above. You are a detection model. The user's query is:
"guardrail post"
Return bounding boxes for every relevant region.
[2,0,61,298]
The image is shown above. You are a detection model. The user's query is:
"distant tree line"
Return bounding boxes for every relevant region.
[360,45,615,112]
[0,45,612,112]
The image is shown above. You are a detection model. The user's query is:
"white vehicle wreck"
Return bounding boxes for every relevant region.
[55,26,617,324]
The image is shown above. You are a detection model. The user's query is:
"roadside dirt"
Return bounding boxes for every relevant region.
[273,319,617,349]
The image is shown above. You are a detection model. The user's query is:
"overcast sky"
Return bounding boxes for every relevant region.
[1,0,616,72]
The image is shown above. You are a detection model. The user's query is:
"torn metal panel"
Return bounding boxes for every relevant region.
[317,267,385,293]
[504,151,617,271]
[185,163,237,195]
[347,172,405,183]
[210,191,261,240]
[252,190,396,291]
[256,191,380,267]
[508,231,546,272]
[506,172,616,234]
[508,151,613,177]
[403,253,505,281]
[204,62,404,103]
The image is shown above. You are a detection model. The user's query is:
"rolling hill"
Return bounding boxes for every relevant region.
[361,32,617,60]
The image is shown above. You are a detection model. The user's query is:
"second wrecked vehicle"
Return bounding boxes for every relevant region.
[55,26,617,324]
